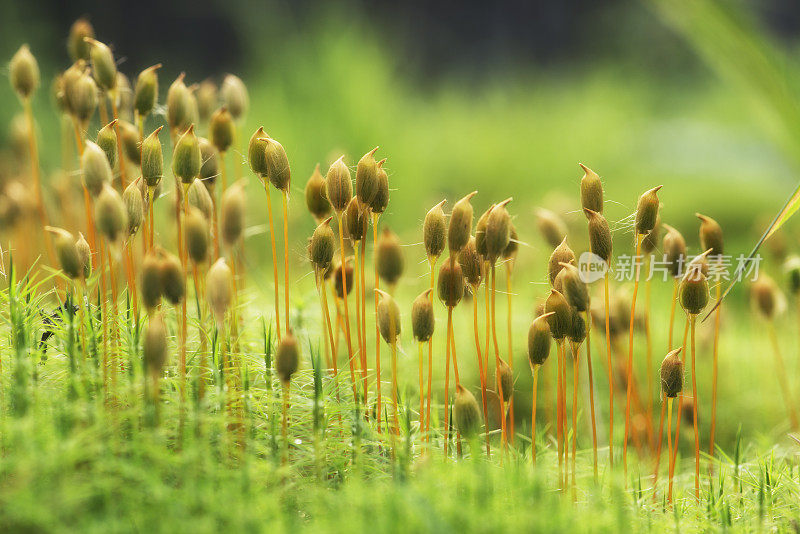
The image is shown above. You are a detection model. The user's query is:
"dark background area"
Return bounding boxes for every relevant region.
[6,0,799,81]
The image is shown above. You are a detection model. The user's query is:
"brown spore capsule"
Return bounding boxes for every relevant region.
[784,256,800,295]
[496,358,513,402]
[114,72,133,121]
[141,253,163,312]
[535,208,567,249]
[141,127,164,188]
[567,307,587,345]
[94,184,127,243]
[579,163,603,215]
[68,18,94,61]
[411,288,435,342]
[206,258,233,325]
[369,159,389,214]
[185,207,209,265]
[547,237,575,286]
[423,199,447,261]
[448,191,476,254]
[356,146,380,207]
[584,208,612,264]
[544,289,572,340]
[485,198,512,263]
[438,259,465,308]
[660,348,684,398]
[220,181,245,249]
[172,125,201,184]
[210,107,235,154]
[276,331,301,384]
[85,38,116,91]
[118,120,141,165]
[143,313,168,377]
[263,136,291,192]
[458,236,482,288]
[751,274,780,320]
[679,264,709,315]
[527,312,554,367]
[69,70,98,125]
[325,156,353,213]
[134,64,160,118]
[10,45,40,100]
[198,137,220,188]
[123,179,144,237]
[376,227,404,287]
[453,384,482,439]
[635,185,662,235]
[475,204,493,259]
[219,74,249,121]
[662,224,687,278]
[376,289,402,344]
[502,224,518,261]
[345,197,369,243]
[81,141,112,197]
[196,79,218,124]
[305,164,331,221]
[166,74,191,133]
[159,251,185,306]
[697,213,724,257]
[188,178,214,222]
[333,257,355,299]
[641,213,661,255]
[47,227,81,280]
[559,262,589,312]
[76,232,91,279]
[309,217,335,272]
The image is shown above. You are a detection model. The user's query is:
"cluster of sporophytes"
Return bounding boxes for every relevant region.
[5,18,800,522]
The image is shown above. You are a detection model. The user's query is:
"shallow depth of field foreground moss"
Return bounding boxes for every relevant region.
[5,1,800,533]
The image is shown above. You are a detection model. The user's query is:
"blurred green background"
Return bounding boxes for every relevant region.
[2,0,800,462]
[3,0,800,249]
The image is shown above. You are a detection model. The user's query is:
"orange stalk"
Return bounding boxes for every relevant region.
[623,234,643,476]
[319,271,339,378]
[652,391,667,501]
[506,262,515,444]
[670,316,690,485]
[336,214,357,403]
[645,275,654,451]
[604,271,614,467]
[443,306,454,456]
[390,319,400,435]
[353,240,365,403]
[666,396,675,503]
[372,213,383,432]
[490,263,505,448]
[585,310,598,480]
[571,342,579,489]
[282,191,290,335]
[708,280,722,462]
[265,183,282,340]
[556,341,564,488]
[359,238,368,410]
[531,365,540,464]
[690,314,700,501]
[473,284,490,456]
[418,341,425,438]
